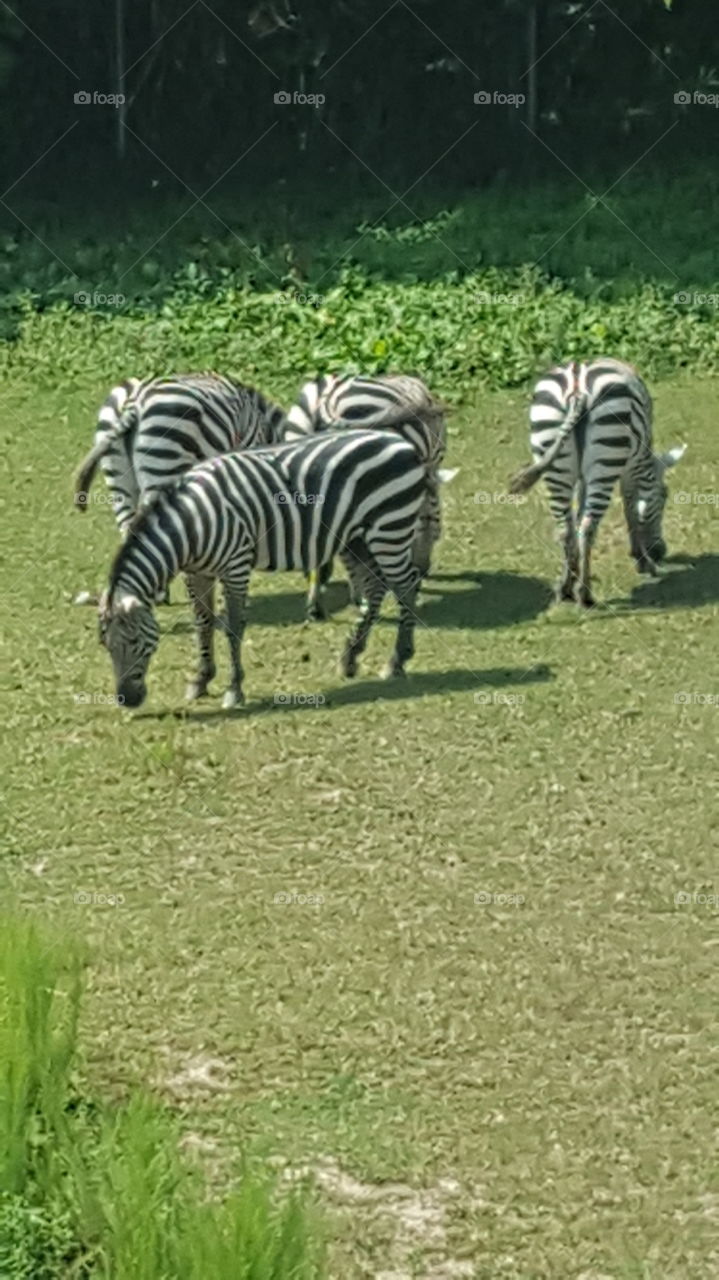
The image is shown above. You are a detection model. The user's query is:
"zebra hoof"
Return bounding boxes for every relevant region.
[185,681,209,702]
[306,604,326,623]
[339,653,357,679]
[221,688,244,710]
[577,592,596,610]
[381,661,406,680]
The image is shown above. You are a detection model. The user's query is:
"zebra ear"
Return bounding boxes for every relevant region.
[659,444,686,469]
[437,467,459,485]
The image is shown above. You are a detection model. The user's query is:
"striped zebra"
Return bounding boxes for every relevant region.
[98,430,428,710]
[509,357,685,606]
[73,372,287,606]
[284,373,452,617]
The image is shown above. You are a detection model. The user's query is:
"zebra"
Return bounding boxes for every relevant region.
[509,357,685,607]
[283,373,452,617]
[98,429,429,710]
[73,372,288,605]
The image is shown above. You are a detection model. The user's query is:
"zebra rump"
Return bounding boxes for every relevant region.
[99,429,429,710]
[509,357,685,607]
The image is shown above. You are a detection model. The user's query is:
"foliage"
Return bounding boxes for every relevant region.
[0,914,325,1279]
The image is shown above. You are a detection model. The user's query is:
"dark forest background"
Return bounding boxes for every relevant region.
[0,0,715,194]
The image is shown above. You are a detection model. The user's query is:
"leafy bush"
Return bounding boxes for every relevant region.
[1,265,718,413]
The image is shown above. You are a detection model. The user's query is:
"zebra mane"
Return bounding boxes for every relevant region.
[106,486,176,605]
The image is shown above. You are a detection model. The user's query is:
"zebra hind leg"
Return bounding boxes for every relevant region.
[380,558,421,678]
[184,573,217,701]
[577,514,599,608]
[221,574,250,709]
[339,544,385,678]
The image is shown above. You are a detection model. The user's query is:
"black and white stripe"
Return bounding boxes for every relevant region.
[510,357,685,606]
[99,429,428,709]
[283,373,450,615]
[74,372,287,530]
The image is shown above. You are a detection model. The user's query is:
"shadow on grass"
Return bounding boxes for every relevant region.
[162,569,552,634]
[134,663,555,723]
[603,553,719,615]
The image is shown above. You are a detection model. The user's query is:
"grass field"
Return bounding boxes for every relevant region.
[2,371,718,1278]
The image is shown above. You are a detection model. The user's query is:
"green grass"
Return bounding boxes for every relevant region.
[2,369,718,1276]
[0,916,325,1276]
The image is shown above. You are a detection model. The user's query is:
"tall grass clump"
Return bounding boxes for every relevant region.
[0,914,325,1279]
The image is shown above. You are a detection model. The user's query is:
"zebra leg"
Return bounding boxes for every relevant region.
[543,476,578,602]
[305,561,334,621]
[339,546,385,678]
[577,477,620,606]
[380,560,421,679]
[221,575,250,709]
[184,573,217,701]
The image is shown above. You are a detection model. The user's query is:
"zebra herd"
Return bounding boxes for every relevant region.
[73,357,685,710]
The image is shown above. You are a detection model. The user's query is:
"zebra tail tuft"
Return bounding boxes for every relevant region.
[508,462,544,494]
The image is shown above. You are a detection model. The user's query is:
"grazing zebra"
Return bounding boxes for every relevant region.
[98,429,428,710]
[509,357,685,606]
[283,373,451,617]
[73,372,287,606]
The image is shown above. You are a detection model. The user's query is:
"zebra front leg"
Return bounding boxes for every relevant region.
[381,561,421,678]
[184,573,217,701]
[220,576,250,709]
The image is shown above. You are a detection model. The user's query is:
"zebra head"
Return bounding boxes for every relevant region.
[624,445,686,569]
[98,591,159,708]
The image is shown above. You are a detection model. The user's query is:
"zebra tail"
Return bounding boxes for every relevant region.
[73,404,138,510]
[508,393,585,495]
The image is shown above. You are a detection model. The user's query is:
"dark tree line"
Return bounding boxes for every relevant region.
[0,1,715,196]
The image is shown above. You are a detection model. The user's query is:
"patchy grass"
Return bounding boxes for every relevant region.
[2,371,718,1277]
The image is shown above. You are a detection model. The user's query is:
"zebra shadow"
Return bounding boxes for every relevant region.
[604,553,719,615]
[152,663,555,722]
[163,569,551,634]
